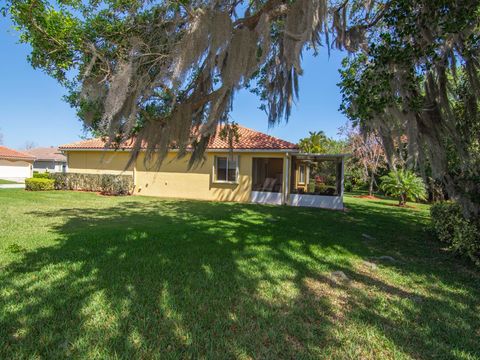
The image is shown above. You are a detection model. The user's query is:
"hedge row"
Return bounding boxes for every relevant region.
[52,173,134,195]
[431,202,480,266]
[25,178,55,191]
[33,172,53,179]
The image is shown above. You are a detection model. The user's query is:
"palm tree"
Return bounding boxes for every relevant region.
[380,170,427,206]
[298,131,329,154]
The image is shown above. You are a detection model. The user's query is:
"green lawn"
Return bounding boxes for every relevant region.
[0,179,19,184]
[0,190,479,359]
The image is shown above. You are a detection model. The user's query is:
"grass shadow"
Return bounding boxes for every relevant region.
[0,193,479,358]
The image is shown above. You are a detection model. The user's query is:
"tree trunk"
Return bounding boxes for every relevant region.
[399,194,406,206]
[369,173,375,196]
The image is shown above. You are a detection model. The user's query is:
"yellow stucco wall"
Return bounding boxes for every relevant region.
[65,150,288,202]
[67,151,133,175]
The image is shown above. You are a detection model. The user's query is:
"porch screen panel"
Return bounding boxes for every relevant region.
[252,158,283,193]
[291,157,340,196]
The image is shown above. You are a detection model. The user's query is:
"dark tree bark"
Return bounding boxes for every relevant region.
[369,173,375,196]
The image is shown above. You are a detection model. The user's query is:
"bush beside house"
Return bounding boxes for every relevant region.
[431,202,480,266]
[25,173,133,195]
[25,178,55,191]
[33,172,53,179]
[52,173,134,195]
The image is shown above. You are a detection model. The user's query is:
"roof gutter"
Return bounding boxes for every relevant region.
[33,158,67,162]
[294,152,351,158]
[60,148,300,153]
[0,155,36,161]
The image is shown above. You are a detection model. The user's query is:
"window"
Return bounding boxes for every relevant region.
[215,156,238,183]
[299,164,306,184]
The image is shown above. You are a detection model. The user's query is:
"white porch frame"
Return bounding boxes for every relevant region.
[287,153,347,210]
[249,152,348,210]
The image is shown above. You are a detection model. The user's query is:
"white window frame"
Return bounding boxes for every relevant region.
[298,164,306,184]
[213,155,239,184]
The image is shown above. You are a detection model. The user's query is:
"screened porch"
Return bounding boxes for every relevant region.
[287,154,346,210]
[248,153,347,210]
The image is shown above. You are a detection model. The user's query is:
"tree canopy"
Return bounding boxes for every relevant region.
[4,0,383,167]
[298,131,345,154]
[344,126,386,195]
[338,0,480,215]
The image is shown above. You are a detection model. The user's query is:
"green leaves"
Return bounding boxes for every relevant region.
[339,0,480,217]
[380,170,427,205]
[7,0,83,82]
[298,131,345,154]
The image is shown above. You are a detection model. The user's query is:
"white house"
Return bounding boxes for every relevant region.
[25,147,67,173]
[0,146,35,182]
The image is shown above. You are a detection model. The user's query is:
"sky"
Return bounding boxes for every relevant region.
[0,16,349,150]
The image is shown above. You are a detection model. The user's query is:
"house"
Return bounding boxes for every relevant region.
[0,146,35,182]
[25,147,67,173]
[59,125,347,209]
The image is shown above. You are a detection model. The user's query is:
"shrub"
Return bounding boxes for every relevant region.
[430,202,480,266]
[380,170,427,206]
[100,175,133,195]
[307,182,316,193]
[25,178,55,191]
[52,173,133,195]
[315,184,337,195]
[344,181,353,192]
[323,187,337,196]
[33,172,53,179]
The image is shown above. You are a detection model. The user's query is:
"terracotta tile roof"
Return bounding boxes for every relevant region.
[59,138,135,150]
[0,146,35,161]
[59,125,298,151]
[25,147,67,162]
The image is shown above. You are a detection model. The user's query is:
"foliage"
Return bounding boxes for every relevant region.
[4,0,384,168]
[100,174,134,195]
[52,172,133,195]
[25,177,55,191]
[431,202,480,266]
[344,180,353,192]
[33,172,53,179]
[307,181,316,193]
[298,131,345,154]
[343,125,387,195]
[380,170,427,206]
[338,0,480,216]
[315,183,336,196]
